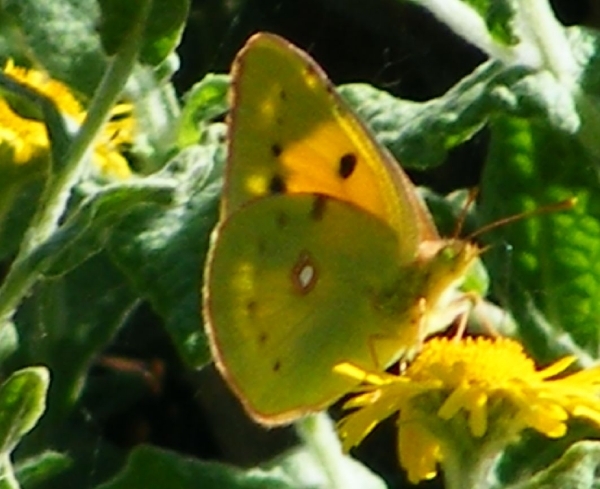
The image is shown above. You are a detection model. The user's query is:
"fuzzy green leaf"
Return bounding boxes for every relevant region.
[2,0,106,96]
[507,441,600,489]
[14,450,72,487]
[13,253,137,419]
[98,0,189,66]
[96,445,293,489]
[107,137,225,367]
[480,115,600,363]
[0,367,49,455]
[340,61,528,169]
[96,439,385,489]
[462,0,518,45]
[177,74,230,148]
[40,179,175,277]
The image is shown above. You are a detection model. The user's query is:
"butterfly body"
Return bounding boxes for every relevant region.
[203,33,481,425]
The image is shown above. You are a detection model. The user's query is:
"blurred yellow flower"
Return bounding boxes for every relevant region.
[336,337,600,484]
[0,60,133,179]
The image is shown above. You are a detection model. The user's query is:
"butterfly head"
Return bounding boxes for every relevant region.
[419,239,481,281]
[418,238,484,307]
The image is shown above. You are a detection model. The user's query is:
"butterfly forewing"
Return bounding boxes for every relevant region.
[226,33,438,262]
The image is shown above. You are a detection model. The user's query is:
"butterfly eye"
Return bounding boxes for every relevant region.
[440,246,457,260]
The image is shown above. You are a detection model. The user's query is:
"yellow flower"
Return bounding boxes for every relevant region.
[0,60,133,179]
[336,337,600,485]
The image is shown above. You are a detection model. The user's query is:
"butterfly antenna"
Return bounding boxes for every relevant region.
[466,197,577,241]
[452,187,479,239]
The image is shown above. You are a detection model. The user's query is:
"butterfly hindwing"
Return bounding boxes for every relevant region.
[205,194,420,424]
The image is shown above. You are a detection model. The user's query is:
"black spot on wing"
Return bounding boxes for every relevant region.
[276,212,288,228]
[269,174,286,194]
[339,153,357,179]
[258,331,267,345]
[257,239,267,255]
[271,143,282,157]
[247,300,258,316]
[273,360,281,372]
[310,194,328,221]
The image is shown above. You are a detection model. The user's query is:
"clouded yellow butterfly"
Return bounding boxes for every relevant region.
[203,32,481,426]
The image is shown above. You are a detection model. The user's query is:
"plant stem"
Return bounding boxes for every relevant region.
[22,36,144,254]
[414,0,514,62]
[442,440,501,489]
[518,0,577,86]
[295,413,352,489]
[0,453,19,489]
[0,1,150,329]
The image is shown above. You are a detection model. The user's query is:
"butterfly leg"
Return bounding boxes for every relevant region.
[470,299,513,338]
[366,334,400,371]
[451,291,505,341]
[452,296,475,341]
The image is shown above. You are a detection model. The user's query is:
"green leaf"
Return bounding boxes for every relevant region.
[507,70,580,133]
[0,367,49,455]
[479,115,600,363]
[0,161,45,261]
[2,0,107,96]
[14,450,72,488]
[98,0,190,66]
[339,60,528,169]
[13,253,137,419]
[177,74,230,148]
[495,422,600,487]
[140,0,189,66]
[462,0,518,45]
[39,178,175,277]
[507,440,600,489]
[0,321,18,366]
[576,30,600,94]
[124,63,182,173]
[96,433,385,489]
[96,445,293,489]
[97,0,149,56]
[0,11,30,64]
[0,176,175,320]
[107,137,225,367]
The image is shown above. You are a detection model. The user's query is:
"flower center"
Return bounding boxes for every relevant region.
[406,337,538,387]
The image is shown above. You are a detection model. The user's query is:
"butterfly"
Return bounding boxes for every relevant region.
[203,32,481,426]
